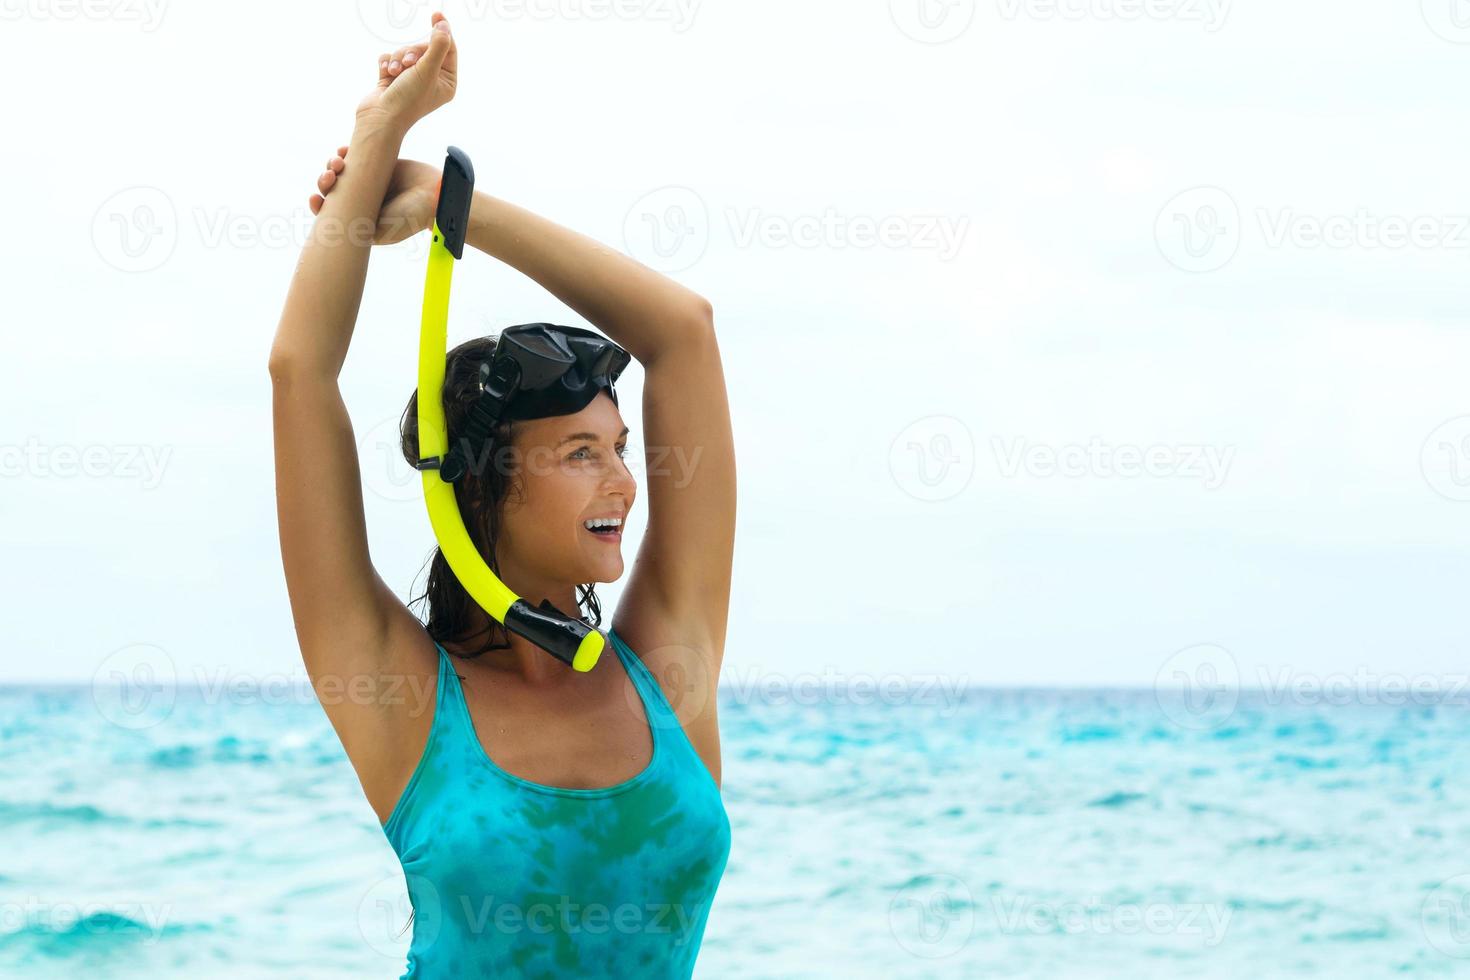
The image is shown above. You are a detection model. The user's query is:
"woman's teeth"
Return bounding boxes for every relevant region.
[583,517,623,539]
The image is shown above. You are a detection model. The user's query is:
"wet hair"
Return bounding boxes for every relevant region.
[398,333,605,659]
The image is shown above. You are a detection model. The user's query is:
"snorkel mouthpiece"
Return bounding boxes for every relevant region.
[415,146,606,672]
[435,146,473,260]
[506,600,607,673]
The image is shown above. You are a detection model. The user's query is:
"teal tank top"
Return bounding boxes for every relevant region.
[380,627,731,979]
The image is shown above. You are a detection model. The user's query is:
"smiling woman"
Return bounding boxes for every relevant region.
[267,11,735,979]
[398,326,639,665]
[415,178,632,670]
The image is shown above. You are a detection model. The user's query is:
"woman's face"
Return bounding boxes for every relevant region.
[497,391,636,586]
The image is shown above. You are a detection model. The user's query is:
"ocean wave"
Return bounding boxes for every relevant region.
[0,911,210,960]
[0,800,221,831]
[1086,791,1149,809]
[1272,753,1341,771]
[137,733,341,771]
[0,801,121,827]
[1059,724,1124,743]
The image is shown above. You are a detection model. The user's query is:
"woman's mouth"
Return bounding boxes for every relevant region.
[582,518,624,543]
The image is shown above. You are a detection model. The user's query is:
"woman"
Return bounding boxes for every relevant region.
[268,14,735,977]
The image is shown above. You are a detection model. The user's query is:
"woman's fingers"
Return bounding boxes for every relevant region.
[385,36,434,77]
[312,146,350,211]
[389,44,417,75]
[379,13,450,81]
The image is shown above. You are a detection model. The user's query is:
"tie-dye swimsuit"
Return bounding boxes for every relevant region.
[381,628,731,978]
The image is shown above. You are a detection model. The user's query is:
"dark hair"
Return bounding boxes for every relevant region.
[399,333,605,659]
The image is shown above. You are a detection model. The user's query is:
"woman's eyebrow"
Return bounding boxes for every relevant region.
[556,426,631,447]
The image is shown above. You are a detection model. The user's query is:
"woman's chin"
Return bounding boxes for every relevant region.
[575,551,624,580]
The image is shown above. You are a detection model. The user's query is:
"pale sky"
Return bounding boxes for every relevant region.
[4,1,1468,688]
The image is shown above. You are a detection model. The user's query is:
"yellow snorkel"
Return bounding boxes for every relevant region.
[415,147,605,672]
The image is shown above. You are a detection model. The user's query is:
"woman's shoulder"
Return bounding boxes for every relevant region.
[609,598,724,785]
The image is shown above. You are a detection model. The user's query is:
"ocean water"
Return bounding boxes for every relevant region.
[3,682,1470,978]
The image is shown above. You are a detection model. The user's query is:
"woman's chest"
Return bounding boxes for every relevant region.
[410,770,732,904]
[456,658,655,792]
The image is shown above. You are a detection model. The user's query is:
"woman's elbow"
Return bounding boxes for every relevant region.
[690,295,714,330]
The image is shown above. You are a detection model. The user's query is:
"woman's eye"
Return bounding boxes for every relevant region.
[569,445,629,461]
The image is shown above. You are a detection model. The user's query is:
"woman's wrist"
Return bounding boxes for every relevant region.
[351,110,410,149]
[465,189,505,257]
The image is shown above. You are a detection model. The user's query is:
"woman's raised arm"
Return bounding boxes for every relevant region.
[266,16,458,824]
[268,114,414,663]
[465,192,734,762]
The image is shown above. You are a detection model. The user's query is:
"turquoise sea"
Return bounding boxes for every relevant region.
[3,682,1470,978]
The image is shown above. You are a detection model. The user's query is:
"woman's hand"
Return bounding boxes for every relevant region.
[310,149,440,245]
[355,12,457,133]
